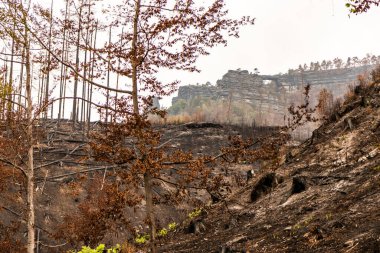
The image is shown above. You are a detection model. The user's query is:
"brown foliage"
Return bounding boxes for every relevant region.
[317,67,379,122]
[78,101,225,245]
[0,221,24,253]
[329,98,344,121]
[120,241,138,253]
[55,177,141,247]
[221,130,290,172]
[287,84,318,130]
[317,88,334,120]
[0,113,45,251]
[371,65,380,83]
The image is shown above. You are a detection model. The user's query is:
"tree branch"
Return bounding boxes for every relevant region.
[0,205,52,235]
[26,24,133,95]
[0,156,27,177]
[154,176,206,190]
[38,164,129,182]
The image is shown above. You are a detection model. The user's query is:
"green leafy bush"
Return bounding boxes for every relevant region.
[157,228,168,237]
[188,208,202,219]
[135,234,150,244]
[168,222,177,231]
[70,244,120,253]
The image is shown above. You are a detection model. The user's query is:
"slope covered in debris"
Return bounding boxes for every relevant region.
[159,82,380,252]
[0,118,282,252]
[1,81,379,252]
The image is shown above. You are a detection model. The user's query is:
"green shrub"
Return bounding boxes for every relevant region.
[168,222,177,231]
[188,208,202,219]
[157,228,168,237]
[71,244,120,253]
[135,234,150,244]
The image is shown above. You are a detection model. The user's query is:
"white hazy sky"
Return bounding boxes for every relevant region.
[159,0,380,106]
[37,0,380,108]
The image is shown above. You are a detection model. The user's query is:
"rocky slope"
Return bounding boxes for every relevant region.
[159,82,380,252]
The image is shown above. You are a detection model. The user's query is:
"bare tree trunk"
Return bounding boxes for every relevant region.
[58,0,69,126]
[80,22,89,128]
[72,3,82,127]
[144,172,156,252]
[38,68,45,120]
[1,61,7,120]
[86,22,97,133]
[9,21,15,117]
[24,20,35,253]
[18,42,26,115]
[44,0,53,119]
[114,28,123,118]
[105,26,111,124]
[62,25,70,120]
[131,0,141,115]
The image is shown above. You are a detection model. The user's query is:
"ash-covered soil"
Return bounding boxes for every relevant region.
[0,118,279,252]
[2,83,380,253]
[158,84,380,253]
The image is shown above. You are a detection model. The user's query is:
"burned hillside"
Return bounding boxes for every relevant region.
[0,118,284,252]
[158,78,380,252]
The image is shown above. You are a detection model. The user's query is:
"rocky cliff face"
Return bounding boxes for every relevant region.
[171,65,375,123]
[273,65,373,97]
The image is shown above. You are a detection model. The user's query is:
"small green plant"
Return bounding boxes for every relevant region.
[292,223,302,231]
[72,244,120,253]
[304,215,314,225]
[272,233,280,240]
[157,228,168,237]
[290,215,314,236]
[373,165,380,171]
[168,222,177,231]
[188,208,202,219]
[135,234,150,244]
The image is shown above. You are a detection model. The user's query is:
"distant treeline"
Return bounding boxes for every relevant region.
[289,54,380,73]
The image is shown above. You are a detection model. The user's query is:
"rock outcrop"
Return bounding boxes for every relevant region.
[171,65,375,121]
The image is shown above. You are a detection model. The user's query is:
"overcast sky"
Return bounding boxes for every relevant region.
[37,0,380,108]
[159,0,380,106]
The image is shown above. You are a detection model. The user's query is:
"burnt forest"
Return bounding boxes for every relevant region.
[0,1,379,253]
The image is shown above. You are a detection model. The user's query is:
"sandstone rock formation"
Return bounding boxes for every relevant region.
[171,65,375,125]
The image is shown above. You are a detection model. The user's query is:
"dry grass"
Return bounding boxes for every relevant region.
[155,98,285,126]
[120,241,139,253]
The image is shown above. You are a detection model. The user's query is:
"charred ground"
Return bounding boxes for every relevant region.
[157,83,380,252]
[0,118,282,252]
[1,83,380,253]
